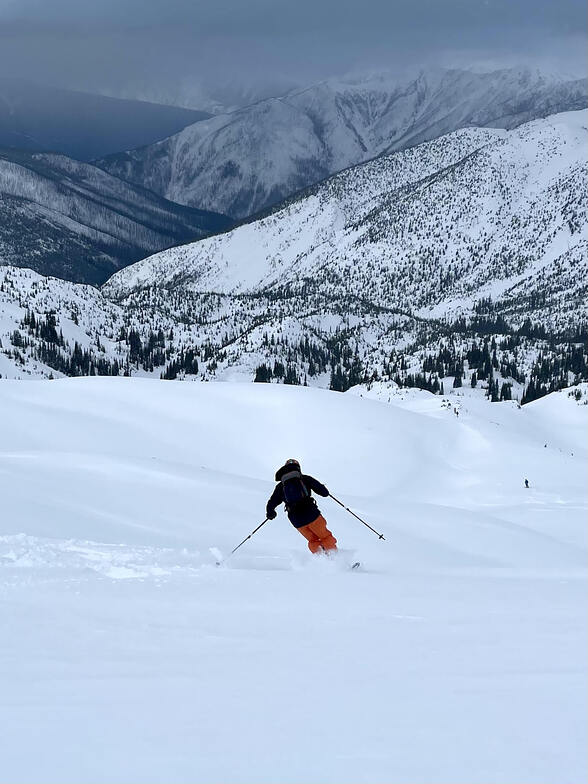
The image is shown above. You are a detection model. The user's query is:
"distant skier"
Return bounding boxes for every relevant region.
[266,459,337,554]
[525,478,530,489]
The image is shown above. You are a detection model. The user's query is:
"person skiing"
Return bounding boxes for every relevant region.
[266,459,337,554]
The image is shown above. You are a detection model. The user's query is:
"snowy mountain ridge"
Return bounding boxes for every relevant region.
[97,66,588,218]
[1,111,586,403]
[105,111,587,328]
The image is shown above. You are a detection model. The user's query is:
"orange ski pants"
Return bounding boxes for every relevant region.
[297,515,337,554]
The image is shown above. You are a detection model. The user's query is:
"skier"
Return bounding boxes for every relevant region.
[525,478,530,488]
[266,459,337,554]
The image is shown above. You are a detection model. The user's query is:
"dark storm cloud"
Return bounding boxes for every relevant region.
[0,0,586,97]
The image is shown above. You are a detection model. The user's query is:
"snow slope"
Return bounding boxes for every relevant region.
[97,66,588,218]
[0,378,586,784]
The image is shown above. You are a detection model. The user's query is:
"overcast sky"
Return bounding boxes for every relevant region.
[0,0,586,103]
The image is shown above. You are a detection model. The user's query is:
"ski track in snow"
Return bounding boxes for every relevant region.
[0,378,586,784]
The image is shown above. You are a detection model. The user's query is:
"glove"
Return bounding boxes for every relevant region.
[267,509,277,520]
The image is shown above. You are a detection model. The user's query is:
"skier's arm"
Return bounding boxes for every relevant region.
[304,475,329,497]
[266,484,283,519]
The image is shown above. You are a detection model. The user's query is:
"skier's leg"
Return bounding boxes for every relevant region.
[307,515,337,552]
[297,523,322,553]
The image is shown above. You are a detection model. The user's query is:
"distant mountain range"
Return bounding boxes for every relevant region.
[2,65,585,286]
[0,78,209,161]
[104,110,587,334]
[98,66,588,219]
[0,148,231,284]
[1,110,585,404]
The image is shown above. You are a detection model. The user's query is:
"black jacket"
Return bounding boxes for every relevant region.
[266,474,329,528]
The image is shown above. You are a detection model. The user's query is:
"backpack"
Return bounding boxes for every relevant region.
[280,469,310,511]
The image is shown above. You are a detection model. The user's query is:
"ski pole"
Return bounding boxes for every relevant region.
[329,494,385,540]
[228,518,270,556]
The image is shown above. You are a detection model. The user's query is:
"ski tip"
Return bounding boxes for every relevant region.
[351,561,361,570]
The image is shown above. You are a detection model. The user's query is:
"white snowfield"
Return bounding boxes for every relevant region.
[0,378,586,784]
